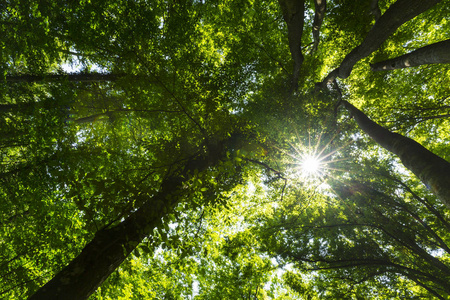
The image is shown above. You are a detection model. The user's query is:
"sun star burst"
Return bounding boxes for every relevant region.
[300,155,322,177]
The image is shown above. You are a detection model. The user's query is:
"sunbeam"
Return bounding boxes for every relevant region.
[281,125,352,188]
[301,154,321,175]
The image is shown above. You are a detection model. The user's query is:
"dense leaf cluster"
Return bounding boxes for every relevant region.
[1,0,449,299]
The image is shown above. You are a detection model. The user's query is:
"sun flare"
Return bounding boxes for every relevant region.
[300,155,321,176]
[281,127,352,185]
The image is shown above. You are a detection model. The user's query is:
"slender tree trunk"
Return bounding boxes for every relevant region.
[370,39,450,71]
[28,139,231,300]
[278,0,305,91]
[387,223,450,275]
[370,0,381,21]
[4,73,124,83]
[0,102,36,113]
[318,0,442,87]
[341,100,450,209]
[65,113,110,124]
[337,0,442,78]
[312,0,326,52]
[0,99,69,117]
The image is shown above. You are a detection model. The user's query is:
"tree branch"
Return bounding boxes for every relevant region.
[370,0,381,22]
[371,39,450,71]
[312,0,326,53]
[278,0,305,91]
[340,99,450,209]
[317,0,443,86]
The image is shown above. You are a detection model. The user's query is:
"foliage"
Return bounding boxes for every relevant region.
[1,0,449,299]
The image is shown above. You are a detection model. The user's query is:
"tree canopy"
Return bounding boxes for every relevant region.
[1,0,450,299]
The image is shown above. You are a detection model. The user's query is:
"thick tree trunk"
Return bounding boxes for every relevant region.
[4,73,124,83]
[318,0,442,87]
[28,140,230,300]
[341,100,450,209]
[370,39,450,71]
[312,0,326,52]
[278,0,305,91]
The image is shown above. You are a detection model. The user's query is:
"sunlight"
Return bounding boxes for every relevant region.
[280,126,353,187]
[300,154,321,177]
[289,151,326,182]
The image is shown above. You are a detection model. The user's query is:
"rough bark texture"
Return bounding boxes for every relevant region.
[318,0,442,87]
[312,0,326,52]
[278,0,305,91]
[341,100,450,210]
[28,140,230,300]
[370,39,450,71]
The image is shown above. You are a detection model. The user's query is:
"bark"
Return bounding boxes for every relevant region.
[4,73,124,83]
[312,0,326,52]
[370,0,381,21]
[28,139,231,300]
[278,0,305,91]
[317,0,442,87]
[65,113,110,124]
[341,100,450,209]
[0,98,68,115]
[0,102,36,113]
[370,39,450,71]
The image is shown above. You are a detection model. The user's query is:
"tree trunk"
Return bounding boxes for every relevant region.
[370,39,450,71]
[65,113,110,124]
[318,0,442,87]
[370,0,381,21]
[312,0,326,52]
[278,0,305,91]
[4,73,124,83]
[0,99,69,118]
[341,100,450,209]
[28,139,230,300]
[0,102,36,113]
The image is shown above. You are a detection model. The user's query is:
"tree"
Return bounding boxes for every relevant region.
[257,162,450,298]
[1,0,449,299]
[317,0,443,86]
[370,39,450,71]
[28,137,238,300]
[312,0,326,52]
[340,99,450,209]
[278,0,305,90]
